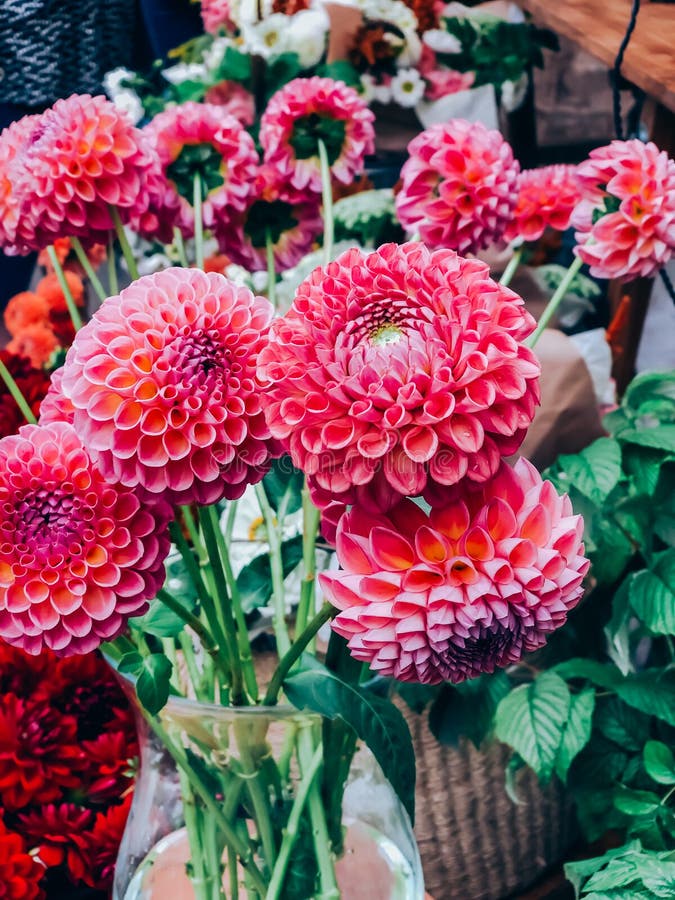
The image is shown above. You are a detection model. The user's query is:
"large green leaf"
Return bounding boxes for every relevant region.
[630,550,675,635]
[644,741,675,786]
[622,445,668,497]
[262,455,304,518]
[624,371,675,412]
[494,672,571,781]
[130,596,188,638]
[136,654,173,716]
[605,579,634,676]
[620,426,675,453]
[236,534,304,613]
[555,438,623,505]
[616,671,675,728]
[556,687,595,782]
[428,672,511,748]
[284,664,416,823]
[554,658,623,689]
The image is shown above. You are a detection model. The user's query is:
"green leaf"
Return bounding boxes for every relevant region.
[555,438,623,505]
[117,652,143,675]
[590,518,635,586]
[624,371,675,413]
[630,550,675,635]
[262,455,304,517]
[596,697,650,752]
[136,654,173,715]
[613,786,661,817]
[494,672,571,781]
[644,741,675,785]
[284,664,416,823]
[564,840,643,895]
[316,60,361,87]
[616,670,675,728]
[215,46,252,83]
[620,426,675,453]
[623,445,667,496]
[236,534,304,613]
[130,596,188,638]
[605,578,634,676]
[556,687,595,782]
[554,658,622,689]
[428,672,511,747]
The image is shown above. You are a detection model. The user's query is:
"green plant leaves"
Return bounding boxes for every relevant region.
[555,438,623,505]
[428,672,511,748]
[566,840,675,899]
[118,652,173,715]
[262,456,304,518]
[495,673,596,783]
[284,663,416,823]
[236,534,304,613]
[644,742,675,786]
[629,550,675,636]
[615,671,675,728]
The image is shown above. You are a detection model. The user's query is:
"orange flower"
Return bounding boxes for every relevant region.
[36,272,85,312]
[3,292,50,337]
[38,237,70,272]
[203,253,231,274]
[7,324,58,368]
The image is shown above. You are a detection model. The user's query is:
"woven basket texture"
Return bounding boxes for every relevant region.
[403,705,577,900]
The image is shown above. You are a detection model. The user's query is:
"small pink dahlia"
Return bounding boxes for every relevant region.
[60,268,282,505]
[259,242,540,503]
[395,119,521,254]
[0,115,43,254]
[0,422,171,656]
[218,167,322,272]
[259,77,375,197]
[201,0,234,34]
[4,95,160,251]
[504,164,581,244]
[571,139,675,280]
[144,102,259,238]
[37,368,76,426]
[321,458,589,684]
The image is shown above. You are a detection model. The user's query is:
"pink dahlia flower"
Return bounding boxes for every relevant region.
[321,458,589,684]
[204,81,256,127]
[38,368,75,426]
[60,268,281,505]
[144,102,259,238]
[201,0,234,34]
[259,242,540,503]
[571,139,675,280]
[218,167,322,272]
[504,164,581,244]
[0,422,171,656]
[418,47,475,101]
[259,77,375,197]
[395,118,521,254]
[2,95,160,252]
[0,115,43,254]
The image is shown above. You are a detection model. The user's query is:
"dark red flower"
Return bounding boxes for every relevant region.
[0,817,45,900]
[81,730,136,803]
[51,653,133,741]
[17,804,93,883]
[0,641,57,700]
[0,694,85,811]
[80,793,133,891]
[0,351,51,439]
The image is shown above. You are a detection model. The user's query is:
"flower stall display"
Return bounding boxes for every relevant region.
[1,45,675,897]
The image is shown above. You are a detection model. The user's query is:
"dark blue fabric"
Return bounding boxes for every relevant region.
[138,0,202,61]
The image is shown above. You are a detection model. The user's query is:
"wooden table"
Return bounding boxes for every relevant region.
[516,0,675,392]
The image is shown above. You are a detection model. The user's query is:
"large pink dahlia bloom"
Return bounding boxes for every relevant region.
[259,77,375,197]
[0,422,171,656]
[218,167,323,272]
[144,102,259,238]
[395,119,521,254]
[1,95,159,252]
[571,139,675,280]
[321,458,589,684]
[60,268,282,505]
[259,242,540,503]
[504,164,581,244]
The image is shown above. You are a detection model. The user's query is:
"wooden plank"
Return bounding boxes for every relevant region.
[517,0,675,112]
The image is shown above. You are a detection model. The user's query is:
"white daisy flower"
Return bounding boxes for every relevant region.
[422,28,462,54]
[390,68,425,107]
[240,14,290,58]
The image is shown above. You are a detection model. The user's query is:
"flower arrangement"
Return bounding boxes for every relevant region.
[1,61,674,897]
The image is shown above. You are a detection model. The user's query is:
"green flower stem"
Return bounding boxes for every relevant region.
[142,712,268,895]
[181,772,211,900]
[297,727,339,899]
[202,811,225,900]
[264,743,323,900]
[296,486,321,638]
[499,244,523,288]
[157,587,230,682]
[526,254,584,348]
[234,721,277,872]
[318,139,333,267]
[174,226,189,268]
[0,356,37,425]
[70,237,107,302]
[254,483,291,657]
[264,604,335,707]
[46,245,83,330]
[265,229,276,309]
[181,505,208,565]
[109,206,139,280]
[194,173,205,269]
[199,505,246,705]
[107,235,119,295]
[224,499,237,544]
[218,534,259,703]
[227,846,239,900]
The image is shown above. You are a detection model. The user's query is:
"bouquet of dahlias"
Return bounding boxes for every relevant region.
[3,67,673,897]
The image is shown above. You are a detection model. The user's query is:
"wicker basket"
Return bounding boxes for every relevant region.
[403,707,577,900]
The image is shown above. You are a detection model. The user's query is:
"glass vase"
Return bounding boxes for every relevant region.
[113,693,424,900]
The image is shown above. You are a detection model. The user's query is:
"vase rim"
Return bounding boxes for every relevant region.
[161,692,315,721]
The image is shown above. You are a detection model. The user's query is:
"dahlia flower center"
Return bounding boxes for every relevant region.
[290,114,346,165]
[166,329,226,395]
[13,488,80,552]
[344,296,428,345]
[167,143,225,202]
[245,199,299,248]
[444,622,516,668]
[370,323,404,345]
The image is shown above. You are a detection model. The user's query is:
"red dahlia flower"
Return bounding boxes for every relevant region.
[2,95,160,253]
[0,352,52,439]
[571,139,675,280]
[60,268,281,504]
[0,818,45,900]
[218,166,323,272]
[395,118,521,254]
[259,242,540,503]
[80,793,133,890]
[259,77,375,197]
[0,422,172,655]
[144,102,259,238]
[504,164,581,244]
[0,694,84,810]
[321,459,589,684]
[18,804,93,882]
